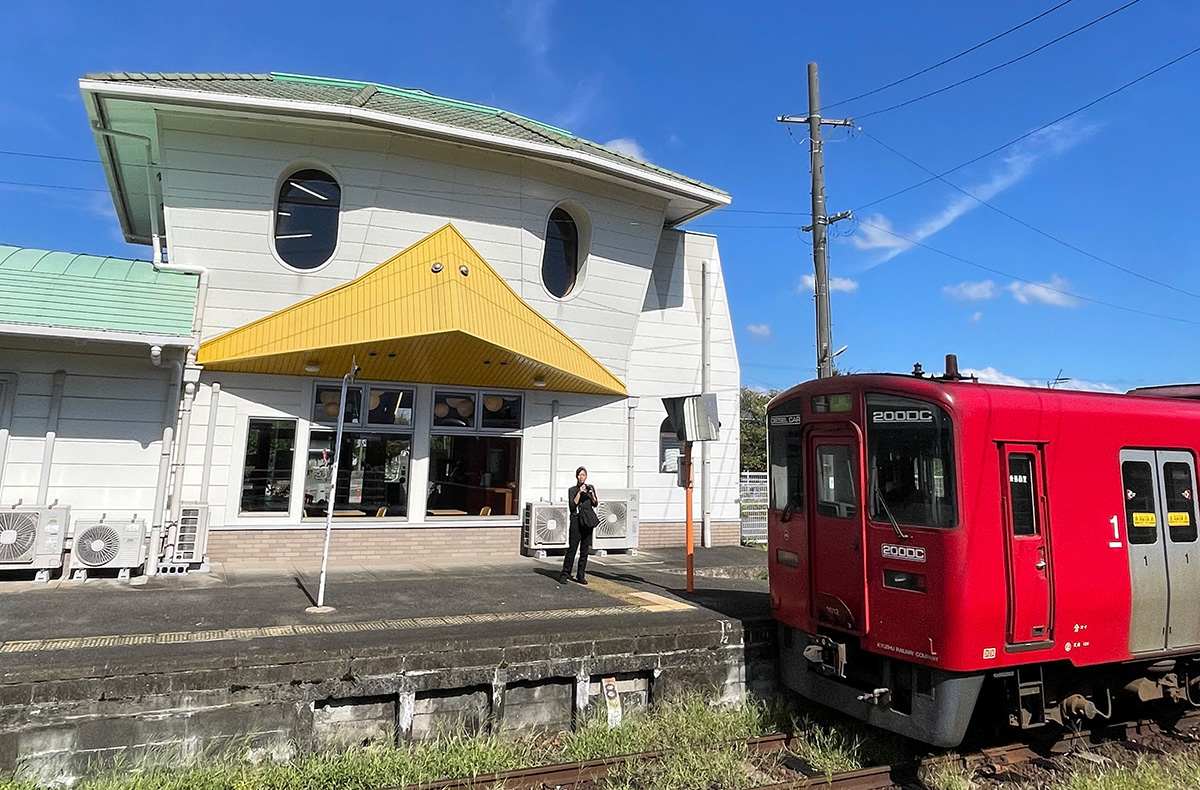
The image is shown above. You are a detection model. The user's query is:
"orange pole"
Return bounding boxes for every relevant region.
[685,441,694,593]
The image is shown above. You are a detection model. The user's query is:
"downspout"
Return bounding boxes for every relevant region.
[149,346,183,576]
[701,259,712,548]
[166,381,197,557]
[36,371,66,506]
[94,122,211,572]
[549,399,560,500]
[626,396,639,489]
[199,383,222,504]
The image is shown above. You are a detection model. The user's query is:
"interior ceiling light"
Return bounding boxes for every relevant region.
[290,181,328,200]
[533,377,546,388]
[304,362,321,373]
[459,265,469,276]
[431,262,443,273]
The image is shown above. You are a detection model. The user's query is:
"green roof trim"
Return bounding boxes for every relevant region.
[0,245,198,338]
[82,71,727,198]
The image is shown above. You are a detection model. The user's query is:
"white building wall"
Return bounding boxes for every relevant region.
[141,110,740,547]
[626,231,741,525]
[157,113,668,380]
[0,339,172,527]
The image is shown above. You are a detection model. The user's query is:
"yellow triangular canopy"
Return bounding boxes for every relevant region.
[197,224,626,396]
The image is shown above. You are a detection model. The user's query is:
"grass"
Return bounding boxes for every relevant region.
[0,694,810,790]
[1050,748,1200,790]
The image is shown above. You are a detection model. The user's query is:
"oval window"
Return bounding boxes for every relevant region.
[275,169,341,270]
[541,207,579,298]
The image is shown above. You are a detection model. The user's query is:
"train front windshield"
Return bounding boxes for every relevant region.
[867,394,957,528]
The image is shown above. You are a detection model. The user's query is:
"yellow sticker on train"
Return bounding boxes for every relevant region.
[1169,512,1192,527]
[1133,512,1157,527]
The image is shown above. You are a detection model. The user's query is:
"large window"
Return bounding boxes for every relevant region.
[240,419,297,513]
[304,383,414,518]
[275,169,341,270]
[767,405,803,513]
[867,394,957,528]
[429,389,523,516]
[541,207,579,298]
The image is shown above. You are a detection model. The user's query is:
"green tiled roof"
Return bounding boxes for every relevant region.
[84,72,727,197]
[0,246,198,338]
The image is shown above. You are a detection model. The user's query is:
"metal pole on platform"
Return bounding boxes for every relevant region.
[684,441,694,593]
[308,357,357,614]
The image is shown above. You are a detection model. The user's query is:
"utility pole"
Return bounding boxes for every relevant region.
[778,62,853,379]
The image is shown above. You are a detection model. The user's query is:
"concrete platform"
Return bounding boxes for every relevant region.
[0,547,774,785]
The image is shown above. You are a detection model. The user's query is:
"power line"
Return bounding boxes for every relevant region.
[823,0,1077,111]
[853,45,1200,213]
[854,217,1200,327]
[859,129,1200,302]
[855,0,1144,120]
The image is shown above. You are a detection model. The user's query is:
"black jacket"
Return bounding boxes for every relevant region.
[569,483,599,529]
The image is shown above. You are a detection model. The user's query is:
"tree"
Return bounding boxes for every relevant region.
[740,386,777,472]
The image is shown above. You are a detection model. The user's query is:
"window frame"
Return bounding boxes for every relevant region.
[539,202,590,301]
[865,392,959,529]
[429,387,525,518]
[271,163,343,273]
[238,418,299,515]
[304,380,416,521]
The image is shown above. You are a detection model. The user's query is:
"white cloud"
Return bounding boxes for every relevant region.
[970,311,983,323]
[512,0,555,73]
[1007,275,1079,307]
[855,119,1098,265]
[799,274,859,293]
[943,280,998,301]
[746,323,772,340]
[552,76,601,130]
[603,137,649,162]
[962,366,1120,393]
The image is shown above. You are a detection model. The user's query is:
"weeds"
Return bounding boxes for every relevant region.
[1051,749,1200,790]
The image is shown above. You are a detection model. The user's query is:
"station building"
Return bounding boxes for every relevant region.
[0,72,739,569]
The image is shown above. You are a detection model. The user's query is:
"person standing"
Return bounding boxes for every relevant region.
[560,466,598,584]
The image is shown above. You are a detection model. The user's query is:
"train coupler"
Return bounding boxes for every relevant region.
[801,635,847,677]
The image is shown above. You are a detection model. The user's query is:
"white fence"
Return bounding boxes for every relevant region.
[740,471,768,544]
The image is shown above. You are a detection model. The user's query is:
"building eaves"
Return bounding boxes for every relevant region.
[81,71,729,201]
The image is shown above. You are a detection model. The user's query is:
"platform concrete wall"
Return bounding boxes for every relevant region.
[0,618,775,786]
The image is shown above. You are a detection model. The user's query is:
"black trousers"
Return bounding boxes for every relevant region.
[561,518,594,579]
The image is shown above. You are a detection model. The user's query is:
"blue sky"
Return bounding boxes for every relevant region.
[1,0,1197,392]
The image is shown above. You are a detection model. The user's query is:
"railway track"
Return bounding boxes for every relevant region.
[399,709,1200,790]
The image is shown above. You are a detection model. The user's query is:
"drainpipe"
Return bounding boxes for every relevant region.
[199,383,221,504]
[626,396,639,489]
[549,400,560,500]
[91,122,209,363]
[36,371,66,506]
[166,381,197,557]
[701,259,712,549]
[149,346,183,576]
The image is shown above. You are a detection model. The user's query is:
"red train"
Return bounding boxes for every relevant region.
[767,359,1200,746]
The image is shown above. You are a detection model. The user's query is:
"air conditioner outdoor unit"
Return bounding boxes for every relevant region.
[69,517,147,581]
[593,488,640,555]
[171,504,210,566]
[0,506,69,582]
[523,501,570,558]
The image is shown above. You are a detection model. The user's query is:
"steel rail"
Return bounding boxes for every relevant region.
[393,708,1200,790]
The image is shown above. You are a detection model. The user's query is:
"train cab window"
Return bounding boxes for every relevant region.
[1122,461,1158,545]
[815,444,857,519]
[866,394,957,528]
[1008,454,1038,536]
[1164,461,1198,543]
[767,407,803,514]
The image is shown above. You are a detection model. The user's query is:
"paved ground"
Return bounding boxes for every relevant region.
[0,546,770,681]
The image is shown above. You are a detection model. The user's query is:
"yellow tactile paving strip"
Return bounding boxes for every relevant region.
[0,579,692,655]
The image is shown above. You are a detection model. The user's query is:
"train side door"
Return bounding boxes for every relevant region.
[1000,445,1053,645]
[808,431,867,634]
[1159,452,1200,650]
[1122,450,1169,653]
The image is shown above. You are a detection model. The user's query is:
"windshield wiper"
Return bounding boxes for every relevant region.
[871,473,911,541]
